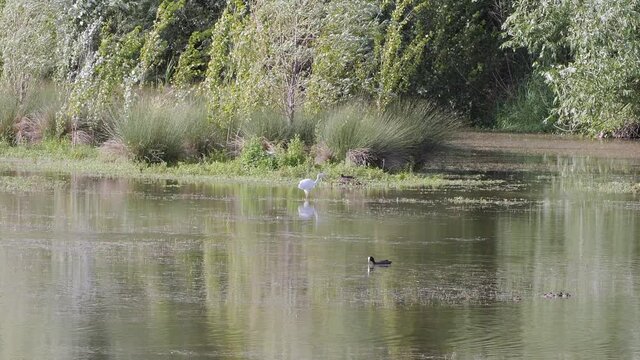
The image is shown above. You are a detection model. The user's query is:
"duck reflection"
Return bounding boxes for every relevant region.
[298,201,317,220]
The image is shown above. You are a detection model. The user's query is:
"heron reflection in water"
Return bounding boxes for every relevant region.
[298,201,317,221]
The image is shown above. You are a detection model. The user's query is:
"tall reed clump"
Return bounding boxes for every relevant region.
[495,74,555,133]
[105,93,214,163]
[0,83,63,144]
[0,88,19,142]
[239,107,318,145]
[317,100,460,171]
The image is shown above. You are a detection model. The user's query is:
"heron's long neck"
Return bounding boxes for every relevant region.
[316,174,323,183]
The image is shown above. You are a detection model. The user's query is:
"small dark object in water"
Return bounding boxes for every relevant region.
[542,291,571,299]
[368,256,392,266]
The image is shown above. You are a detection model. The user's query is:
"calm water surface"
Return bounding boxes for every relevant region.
[1,149,640,359]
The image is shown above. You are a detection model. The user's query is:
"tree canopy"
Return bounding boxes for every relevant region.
[2,0,640,137]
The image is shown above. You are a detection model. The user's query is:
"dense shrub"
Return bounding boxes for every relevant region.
[238,136,277,169]
[504,0,640,136]
[0,83,62,143]
[277,135,307,167]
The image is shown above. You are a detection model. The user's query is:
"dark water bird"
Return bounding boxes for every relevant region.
[368,256,392,266]
[339,173,361,185]
[298,173,325,198]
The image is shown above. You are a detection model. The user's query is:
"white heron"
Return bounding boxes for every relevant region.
[298,173,325,198]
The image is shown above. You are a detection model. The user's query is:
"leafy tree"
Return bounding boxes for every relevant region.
[204,0,252,131]
[205,0,324,128]
[137,0,224,85]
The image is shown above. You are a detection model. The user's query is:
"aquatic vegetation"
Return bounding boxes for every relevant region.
[586,181,640,194]
[0,175,66,192]
[448,196,533,208]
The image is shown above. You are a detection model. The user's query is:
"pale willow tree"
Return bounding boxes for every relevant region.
[504,0,640,136]
[206,0,327,129]
[0,0,57,101]
[306,0,380,111]
[253,0,324,125]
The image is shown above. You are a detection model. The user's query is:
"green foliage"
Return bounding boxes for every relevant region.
[0,0,57,100]
[504,0,640,136]
[0,82,62,143]
[239,134,307,170]
[376,0,429,107]
[173,28,214,85]
[306,0,380,111]
[238,136,277,169]
[411,0,527,125]
[204,0,251,128]
[496,74,555,133]
[240,109,292,143]
[60,25,144,141]
[137,0,186,84]
[278,134,307,167]
[317,100,460,170]
[239,108,318,145]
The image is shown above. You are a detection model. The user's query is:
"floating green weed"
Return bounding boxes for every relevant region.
[0,175,67,192]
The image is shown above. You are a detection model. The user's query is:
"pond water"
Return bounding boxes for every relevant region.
[1,142,640,359]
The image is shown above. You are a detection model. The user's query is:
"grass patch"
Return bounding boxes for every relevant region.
[0,88,19,142]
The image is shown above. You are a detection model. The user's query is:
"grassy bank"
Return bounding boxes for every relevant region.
[0,139,456,189]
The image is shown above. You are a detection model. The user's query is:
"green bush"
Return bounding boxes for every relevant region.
[238,136,277,169]
[503,0,640,136]
[495,75,555,133]
[317,100,460,170]
[277,134,307,167]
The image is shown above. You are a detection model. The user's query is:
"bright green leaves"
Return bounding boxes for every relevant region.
[377,0,430,107]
